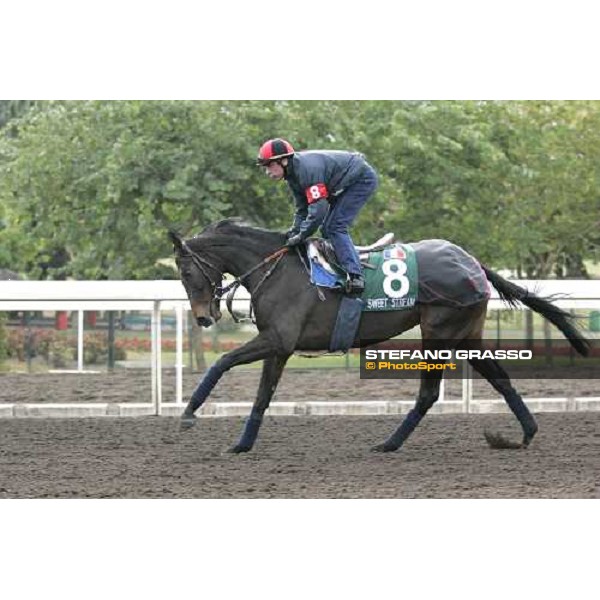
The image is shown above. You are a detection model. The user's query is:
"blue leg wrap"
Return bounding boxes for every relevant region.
[238,413,263,449]
[188,365,222,413]
[386,408,423,449]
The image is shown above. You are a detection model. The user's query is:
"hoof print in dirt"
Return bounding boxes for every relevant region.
[484,429,524,450]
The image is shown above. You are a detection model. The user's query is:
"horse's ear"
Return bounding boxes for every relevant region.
[168,229,185,253]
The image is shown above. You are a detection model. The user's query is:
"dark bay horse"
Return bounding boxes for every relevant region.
[169,219,590,453]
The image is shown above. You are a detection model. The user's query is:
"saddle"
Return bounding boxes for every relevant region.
[304,233,404,353]
[308,232,396,275]
[306,233,408,352]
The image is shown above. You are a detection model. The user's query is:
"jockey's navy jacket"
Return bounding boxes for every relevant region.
[284,150,370,239]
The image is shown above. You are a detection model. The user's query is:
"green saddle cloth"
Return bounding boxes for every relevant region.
[362,243,419,311]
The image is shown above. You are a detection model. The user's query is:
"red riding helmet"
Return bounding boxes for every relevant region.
[257,138,295,165]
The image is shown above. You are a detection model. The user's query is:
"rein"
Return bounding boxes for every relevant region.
[183,242,289,323]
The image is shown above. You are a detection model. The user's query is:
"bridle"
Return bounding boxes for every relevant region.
[181,241,289,323]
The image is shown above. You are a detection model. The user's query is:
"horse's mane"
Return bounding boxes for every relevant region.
[204,217,266,234]
[188,218,285,251]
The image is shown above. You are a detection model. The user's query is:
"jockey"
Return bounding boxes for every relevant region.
[257,138,378,295]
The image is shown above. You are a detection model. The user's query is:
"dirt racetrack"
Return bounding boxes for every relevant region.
[1,369,599,498]
[2,365,600,404]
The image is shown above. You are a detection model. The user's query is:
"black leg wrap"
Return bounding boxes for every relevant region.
[237,414,263,450]
[505,392,538,438]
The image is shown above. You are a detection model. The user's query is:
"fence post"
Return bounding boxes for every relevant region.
[24,311,32,373]
[462,360,472,413]
[77,310,84,372]
[175,303,184,405]
[107,311,115,371]
[496,310,501,349]
[151,301,162,416]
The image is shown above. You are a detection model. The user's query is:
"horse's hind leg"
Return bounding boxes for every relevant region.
[371,303,477,453]
[229,354,290,453]
[372,368,444,452]
[468,357,538,448]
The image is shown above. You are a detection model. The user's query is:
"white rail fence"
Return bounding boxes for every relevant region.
[1,279,600,418]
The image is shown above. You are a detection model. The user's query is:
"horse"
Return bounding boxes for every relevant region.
[169,219,590,454]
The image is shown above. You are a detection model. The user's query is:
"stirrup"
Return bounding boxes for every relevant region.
[345,274,365,295]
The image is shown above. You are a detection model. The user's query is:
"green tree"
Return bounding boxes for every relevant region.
[1,100,599,280]
[495,101,600,276]
[0,100,35,129]
[0,101,292,278]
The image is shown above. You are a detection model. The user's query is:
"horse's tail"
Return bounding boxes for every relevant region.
[482,265,591,357]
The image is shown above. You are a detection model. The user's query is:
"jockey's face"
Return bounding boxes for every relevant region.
[264,159,286,180]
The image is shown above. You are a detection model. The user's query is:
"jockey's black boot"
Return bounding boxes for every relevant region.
[345,273,365,296]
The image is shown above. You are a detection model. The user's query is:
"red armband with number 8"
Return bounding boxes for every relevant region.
[305,183,329,204]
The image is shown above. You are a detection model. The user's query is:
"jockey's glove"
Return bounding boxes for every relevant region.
[285,234,304,247]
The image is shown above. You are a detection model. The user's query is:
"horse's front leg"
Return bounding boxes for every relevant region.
[180,334,276,429]
[229,354,290,453]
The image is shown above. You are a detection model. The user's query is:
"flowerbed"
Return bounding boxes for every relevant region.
[4,328,242,366]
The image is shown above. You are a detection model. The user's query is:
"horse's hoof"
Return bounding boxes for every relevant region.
[180,415,197,430]
[522,432,536,448]
[227,444,251,454]
[371,443,397,453]
[522,423,538,448]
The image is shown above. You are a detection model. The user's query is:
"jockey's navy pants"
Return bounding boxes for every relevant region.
[321,165,378,276]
